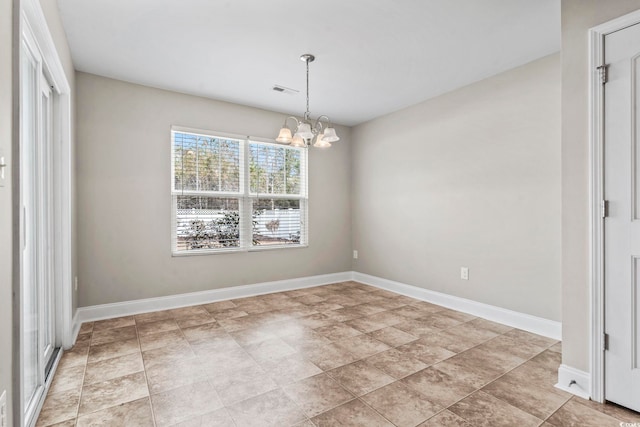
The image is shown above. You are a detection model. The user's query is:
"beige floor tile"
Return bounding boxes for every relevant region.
[91,325,137,346]
[78,371,149,415]
[396,338,457,365]
[87,337,140,364]
[171,407,236,426]
[210,362,279,406]
[449,391,542,427]
[138,328,188,352]
[302,342,358,371]
[35,389,80,427]
[283,373,354,418]
[444,322,500,345]
[407,301,446,315]
[92,316,135,332]
[190,333,243,357]
[482,373,571,419]
[417,329,479,353]
[315,323,362,341]
[48,364,85,394]
[321,308,362,322]
[141,341,195,370]
[431,356,503,389]
[227,388,307,427]
[39,282,640,427]
[421,312,469,329]
[76,397,153,427]
[137,318,180,336]
[135,310,174,324]
[366,348,429,379]
[368,326,419,347]
[402,367,476,407]
[361,381,442,426]
[327,360,394,396]
[335,334,390,359]
[295,313,336,329]
[546,398,623,427]
[502,328,557,349]
[57,347,89,370]
[150,380,223,427]
[418,410,474,427]
[311,399,393,427]
[307,302,344,312]
[202,300,238,313]
[44,421,75,427]
[78,322,94,334]
[467,317,513,334]
[572,396,640,423]
[73,333,92,350]
[167,305,210,319]
[145,355,206,394]
[261,354,323,386]
[180,322,225,342]
[211,308,248,321]
[244,337,297,364]
[344,316,390,333]
[84,352,144,386]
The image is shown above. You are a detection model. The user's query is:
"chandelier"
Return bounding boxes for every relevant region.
[276,54,340,148]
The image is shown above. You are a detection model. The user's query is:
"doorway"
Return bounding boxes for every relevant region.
[590,9,640,412]
[17,1,74,426]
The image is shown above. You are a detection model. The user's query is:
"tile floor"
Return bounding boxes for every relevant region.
[36,281,640,426]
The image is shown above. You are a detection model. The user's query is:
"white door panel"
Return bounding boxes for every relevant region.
[604,21,640,412]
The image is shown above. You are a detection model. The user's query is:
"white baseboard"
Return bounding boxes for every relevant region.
[75,270,562,343]
[353,272,562,340]
[70,309,81,348]
[556,364,591,399]
[75,271,352,325]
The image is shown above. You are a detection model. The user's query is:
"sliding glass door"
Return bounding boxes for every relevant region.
[21,26,58,424]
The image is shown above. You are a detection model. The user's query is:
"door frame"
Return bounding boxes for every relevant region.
[13,0,73,425]
[589,8,640,404]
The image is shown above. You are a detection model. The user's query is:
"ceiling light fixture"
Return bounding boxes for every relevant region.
[276,54,340,148]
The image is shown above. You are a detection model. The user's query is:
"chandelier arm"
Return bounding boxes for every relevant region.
[313,115,331,133]
[283,116,300,129]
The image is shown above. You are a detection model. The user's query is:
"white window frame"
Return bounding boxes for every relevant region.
[170,126,308,256]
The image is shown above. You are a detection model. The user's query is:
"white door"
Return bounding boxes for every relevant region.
[21,25,58,424]
[604,21,640,412]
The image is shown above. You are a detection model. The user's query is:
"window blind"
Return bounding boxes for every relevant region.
[171,128,307,254]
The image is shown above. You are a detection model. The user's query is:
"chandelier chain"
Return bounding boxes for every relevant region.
[305,58,310,120]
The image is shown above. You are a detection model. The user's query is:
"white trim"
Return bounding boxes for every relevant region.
[76,272,352,323]
[556,364,591,400]
[353,272,561,340]
[73,271,562,345]
[588,9,640,404]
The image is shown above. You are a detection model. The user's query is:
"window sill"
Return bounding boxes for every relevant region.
[171,244,308,257]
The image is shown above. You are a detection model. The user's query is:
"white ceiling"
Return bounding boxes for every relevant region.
[57,0,560,126]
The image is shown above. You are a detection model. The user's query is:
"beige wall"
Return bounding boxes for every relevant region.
[76,72,352,307]
[351,54,561,321]
[1,0,13,423]
[561,0,640,372]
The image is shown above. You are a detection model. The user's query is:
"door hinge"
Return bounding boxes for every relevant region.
[601,200,609,218]
[603,333,609,351]
[597,64,609,84]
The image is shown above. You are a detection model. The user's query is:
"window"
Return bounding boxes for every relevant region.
[171,127,308,254]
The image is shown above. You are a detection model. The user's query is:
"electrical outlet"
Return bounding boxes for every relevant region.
[74,276,78,291]
[0,389,7,427]
[353,250,358,259]
[460,267,469,280]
